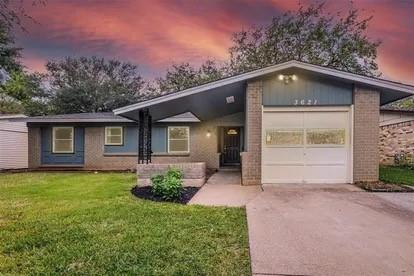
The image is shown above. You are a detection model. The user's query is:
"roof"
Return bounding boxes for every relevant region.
[0,114,26,120]
[114,60,414,121]
[18,112,200,124]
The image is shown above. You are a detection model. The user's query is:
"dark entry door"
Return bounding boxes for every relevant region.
[222,127,241,165]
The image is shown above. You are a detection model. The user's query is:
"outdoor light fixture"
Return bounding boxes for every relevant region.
[226,96,235,104]
[206,130,211,138]
[278,74,298,84]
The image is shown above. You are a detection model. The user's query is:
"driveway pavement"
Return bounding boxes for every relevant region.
[246,185,414,276]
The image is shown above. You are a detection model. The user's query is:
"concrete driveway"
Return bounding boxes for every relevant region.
[246,185,414,276]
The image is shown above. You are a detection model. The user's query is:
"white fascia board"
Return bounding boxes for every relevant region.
[114,60,414,115]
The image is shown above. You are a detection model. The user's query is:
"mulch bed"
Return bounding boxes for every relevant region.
[131,186,201,204]
[355,181,414,192]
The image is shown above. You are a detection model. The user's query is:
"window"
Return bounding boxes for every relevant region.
[265,129,304,146]
[168,126,190,153]
[52,127,74,153]
[306,128,346,146]
[105,126,123,145]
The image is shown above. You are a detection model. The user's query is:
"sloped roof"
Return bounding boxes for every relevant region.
[114,60,414,121]
[18,112,200,123]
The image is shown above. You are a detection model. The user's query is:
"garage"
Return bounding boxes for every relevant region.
[262,107,352,184]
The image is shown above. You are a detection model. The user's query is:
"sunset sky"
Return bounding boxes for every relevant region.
[15,0,414,84]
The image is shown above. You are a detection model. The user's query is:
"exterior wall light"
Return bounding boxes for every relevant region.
[206,130,211,138]
[278,74,298,84]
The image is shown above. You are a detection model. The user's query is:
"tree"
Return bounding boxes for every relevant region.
[155,60,225,94]
[46,56,146,114]
[228,3,381,76]
[0,70,49,115]
[0,22,22,72]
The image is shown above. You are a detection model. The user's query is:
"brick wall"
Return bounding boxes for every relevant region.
[28,127,41,168]
[136,162,206,186]
[353,87,380,182]
[22,112,244,170]
[379,120,414,165]
[84,127,138,170]
[241,81,262,185]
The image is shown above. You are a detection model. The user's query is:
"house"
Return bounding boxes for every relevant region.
[379,107,414,165]
[24,60,414,185]
[0,114,28,170]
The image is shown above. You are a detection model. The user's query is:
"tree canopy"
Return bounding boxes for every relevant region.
[228,3,380,76]
[46,56,146,113]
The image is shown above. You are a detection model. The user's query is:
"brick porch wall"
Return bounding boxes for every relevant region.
[353,87,380,182]
[241,81,262,185]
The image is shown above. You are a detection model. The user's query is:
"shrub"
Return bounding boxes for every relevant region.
[394,153,414,169]
[151,168,183,201]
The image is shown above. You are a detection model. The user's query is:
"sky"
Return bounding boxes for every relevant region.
[15,0,414,84]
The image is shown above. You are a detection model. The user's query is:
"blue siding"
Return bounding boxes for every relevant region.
[263,73,353,106]
[152,127,167,153]
[104,126,167,154]
[41,127,84,165]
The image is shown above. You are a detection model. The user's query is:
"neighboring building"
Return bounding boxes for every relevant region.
[0,114,28,170]
[379,108,414,165]
[24,60,414,185]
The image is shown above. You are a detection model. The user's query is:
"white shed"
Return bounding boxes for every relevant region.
[0,114,28,170]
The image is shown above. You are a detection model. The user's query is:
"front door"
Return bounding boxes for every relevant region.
[222,127,241,165]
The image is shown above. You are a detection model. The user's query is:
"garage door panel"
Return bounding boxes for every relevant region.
[304,112,348,128]
[262,109,351,184]
[303,165,348,183]
[262,147,304,163]
[263,112,303,128]
[263,165,304,184]
[304,148,347,165]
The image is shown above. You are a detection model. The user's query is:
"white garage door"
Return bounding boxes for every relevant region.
[262,108,352,184]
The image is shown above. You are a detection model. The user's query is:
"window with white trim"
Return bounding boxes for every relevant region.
[168,126,190,153]
[105,126,123,145]
[52,127,74,153]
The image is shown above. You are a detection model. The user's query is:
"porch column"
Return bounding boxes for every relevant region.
[241,81,262,185]
[138,109,152,164]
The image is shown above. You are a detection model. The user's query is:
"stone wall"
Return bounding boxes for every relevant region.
[379,120,414,165]
[241,81,262,185]
[136,162,206,186]
[353,87,380,182]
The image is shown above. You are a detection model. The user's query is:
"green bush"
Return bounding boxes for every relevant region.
[394,153,414,169]
[151,168,183,201]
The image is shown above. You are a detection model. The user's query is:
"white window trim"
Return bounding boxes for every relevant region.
[52,126,74,154]
[167,126,190,153]
[105,126,124,146]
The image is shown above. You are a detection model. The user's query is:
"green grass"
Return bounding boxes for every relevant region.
[380,166,414,186]
[0,172,250,275]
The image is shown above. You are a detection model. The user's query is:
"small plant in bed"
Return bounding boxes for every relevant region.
[132,168,200,204]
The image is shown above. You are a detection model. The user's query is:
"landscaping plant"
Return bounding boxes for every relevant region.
[151,168,184,200]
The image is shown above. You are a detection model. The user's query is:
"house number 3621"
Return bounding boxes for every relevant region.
[293,99,318,106]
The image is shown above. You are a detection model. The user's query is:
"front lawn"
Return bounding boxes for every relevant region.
[0,172,250,275]
[380,166,414,186]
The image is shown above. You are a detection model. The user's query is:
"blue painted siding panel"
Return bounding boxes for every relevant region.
[41,127,84,165]
[152,127,167,153]
[263,73,353,106]
[104,126,167,154]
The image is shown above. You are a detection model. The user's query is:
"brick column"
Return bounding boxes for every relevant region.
[353,86,380,182]
[28,127,41,168]
[241,81,262,185]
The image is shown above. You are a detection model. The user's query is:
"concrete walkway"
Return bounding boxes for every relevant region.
[188,171,261,207]
[247,184,414,276]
